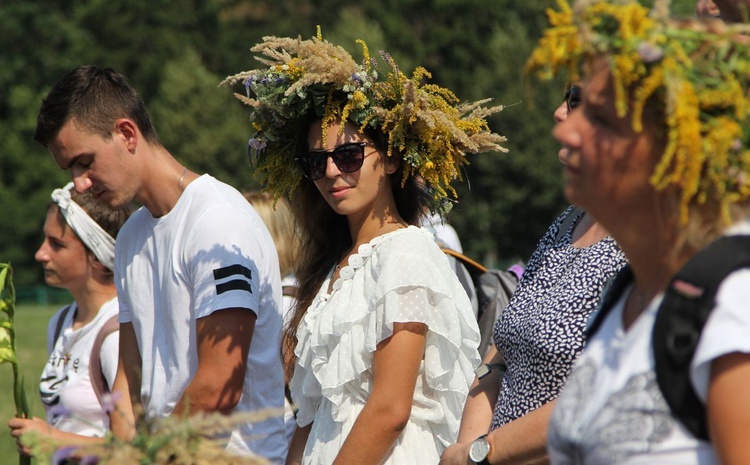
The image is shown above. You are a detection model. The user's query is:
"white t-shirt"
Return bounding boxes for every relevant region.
[548,219,750,464]
[40,298,119,437]
[281,273,297,324]
[115,175,287,463]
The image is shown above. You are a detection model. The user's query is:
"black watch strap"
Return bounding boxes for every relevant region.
[474,362,507,380]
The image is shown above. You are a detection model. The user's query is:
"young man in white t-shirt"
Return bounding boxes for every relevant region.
[34,65,288,463]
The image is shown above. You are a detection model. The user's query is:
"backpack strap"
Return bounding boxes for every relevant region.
[554,206,585,244]
[441,248,488,276]
[89,315,120,408]
[584,265,634,339]
[441,247,520,358]
[282,285,298,299]
[52,304,74,348]
[653,235,750,440]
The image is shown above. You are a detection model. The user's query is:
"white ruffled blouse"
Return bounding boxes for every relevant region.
[290,226,481,464]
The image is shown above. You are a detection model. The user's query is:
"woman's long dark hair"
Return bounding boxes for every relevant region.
[281,121,431,379]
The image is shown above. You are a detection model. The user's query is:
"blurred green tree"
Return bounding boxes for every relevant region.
[0,0,699,291]
[150,48,258,191]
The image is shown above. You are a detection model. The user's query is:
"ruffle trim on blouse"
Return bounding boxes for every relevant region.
[291,227,480,445]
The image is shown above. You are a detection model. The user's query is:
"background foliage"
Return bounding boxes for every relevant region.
[1,0,694,293]
[0,304,55,462]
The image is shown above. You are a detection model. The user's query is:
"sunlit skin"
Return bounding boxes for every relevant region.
[309,121,398,221]
[35,206,91,294]
[308,120,402,242]
[696,0,721,17]
[554,99,571,165]
[48,121,141,211]
[41,72,256,449]
[48,114,253,442]
[551,65,683,319]
[552,64,662,230]
[11,211,94,455]
[48,118,191,218]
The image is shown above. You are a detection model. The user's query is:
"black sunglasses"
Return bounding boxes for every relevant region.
[295,142,370,181]
[564,85,582,112]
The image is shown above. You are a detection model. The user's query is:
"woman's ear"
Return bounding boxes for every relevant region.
[385,154,400,175]
[87,252,111,277]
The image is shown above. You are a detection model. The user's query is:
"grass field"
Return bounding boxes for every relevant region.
[1,304,58,465]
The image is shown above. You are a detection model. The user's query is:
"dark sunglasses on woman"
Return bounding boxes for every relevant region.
[564,85,582,112]
[295,142,370,181]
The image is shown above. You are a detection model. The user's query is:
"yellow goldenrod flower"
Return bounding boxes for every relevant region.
[526,0,750,225]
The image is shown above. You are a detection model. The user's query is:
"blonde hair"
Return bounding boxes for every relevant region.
[244,191,299,278]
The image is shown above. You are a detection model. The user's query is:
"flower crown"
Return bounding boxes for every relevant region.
[222,28,508,212]
[526,0,750,224]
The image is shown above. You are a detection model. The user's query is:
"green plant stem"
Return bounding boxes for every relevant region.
[13,365,30,465]
[4,265,29,465]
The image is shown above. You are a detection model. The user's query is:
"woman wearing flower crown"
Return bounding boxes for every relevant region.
[525,0,750,463]
[440,82,628,465]
[223,32,507,464]
[7,183,132,458]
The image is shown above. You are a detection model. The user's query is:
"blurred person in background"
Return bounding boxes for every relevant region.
[527,1,750,463]
[244,190,301,444]
[441,80,627,465]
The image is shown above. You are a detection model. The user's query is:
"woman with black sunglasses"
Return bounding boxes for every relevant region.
[224,32,506,464]
[527,1,750,463]
[440,81,626,465]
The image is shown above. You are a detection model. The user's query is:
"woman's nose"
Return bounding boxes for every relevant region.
[554,100,568,123]
[35,242,49,263]
[324,155,341,178]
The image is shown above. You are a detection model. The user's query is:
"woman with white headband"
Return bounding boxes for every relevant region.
[8,182,131,458]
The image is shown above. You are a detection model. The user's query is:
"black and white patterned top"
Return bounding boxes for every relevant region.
[490,206,627,429]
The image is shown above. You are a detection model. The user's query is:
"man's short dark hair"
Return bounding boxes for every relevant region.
[34,65,159,147]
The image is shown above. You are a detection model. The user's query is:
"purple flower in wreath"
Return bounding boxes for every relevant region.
[248,138,268,152]
[637,42,664,63]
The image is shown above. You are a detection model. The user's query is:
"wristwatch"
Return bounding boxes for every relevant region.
[469,434,491,465]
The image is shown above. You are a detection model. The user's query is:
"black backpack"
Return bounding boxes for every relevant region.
[585,234,750,440]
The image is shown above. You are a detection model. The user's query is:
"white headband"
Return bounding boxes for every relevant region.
[51,182,116,270]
